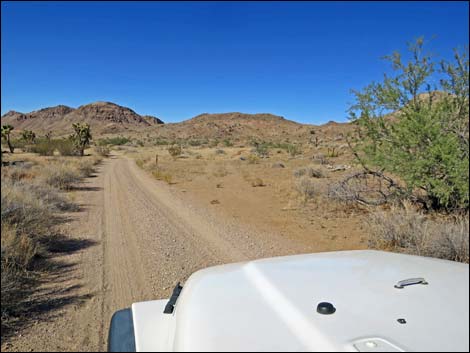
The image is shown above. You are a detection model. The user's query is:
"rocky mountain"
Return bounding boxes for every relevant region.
[1,102,354,143]
[153,112,308,141]
[1,102,164,136]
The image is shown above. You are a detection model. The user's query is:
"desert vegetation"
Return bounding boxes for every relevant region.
[2,124,15,153]
[349,38,468,212]
[1,123,105,339]
[341,38,469,262]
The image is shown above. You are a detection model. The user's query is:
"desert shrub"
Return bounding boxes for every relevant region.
[187,139,208,147]
[328,171,402,206]
[31,139,56,156]
[296,178,316,201]
[168,144,182,158]
[1,163,36,181]
[294,167,323,178]
[1,180,56,238]
[135,158,146,169]
[10,138,28,151]
[55,139,77,156]
[1,159,81,336]
[287,143,302,157]
[1,225,38,270]
[253,143,269,158]
[74,160,96,177]
[152,169,173,184]
[308,168,325,178]
[95,145,110,157]
[209,139,219,148]
[247,154,260,164]
[215,149,226,155]
[368,207,469,263]
[98,136,130,146]
[312,153,329,165]
[41,163,81,190]
[154,137,170,146]
[223,139,233,147]
[349,38,469,211]
[327,147,339,158]
[131,139,145,147]
[1,224,38,333]
[90,155,103,166]
[293,168,307,177]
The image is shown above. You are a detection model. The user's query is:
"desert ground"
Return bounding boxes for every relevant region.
[1,139,372,351]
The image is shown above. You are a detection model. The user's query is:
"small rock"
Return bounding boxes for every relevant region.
[240,156,246,161]
[251,178,265,187]
[272,162,285,168]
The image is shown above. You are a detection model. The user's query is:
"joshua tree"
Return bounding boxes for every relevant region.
[21,130,36,144]
[1,124,15,153]
[71,123,92,156]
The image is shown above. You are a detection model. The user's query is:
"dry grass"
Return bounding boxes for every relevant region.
[135,155,174,184]
[39,157,101,189]
[294,167,325,178]
[1,152,100,336]
[41,163,82,190]
[152,169,173,184]
[368,205,469,263]
[296,177,316,201]
[95,145,110,157]
[247,154,260,164]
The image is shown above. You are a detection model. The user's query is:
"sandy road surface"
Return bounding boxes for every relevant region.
[3,153,314,352]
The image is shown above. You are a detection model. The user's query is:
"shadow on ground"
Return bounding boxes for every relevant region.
[1,233,98,341]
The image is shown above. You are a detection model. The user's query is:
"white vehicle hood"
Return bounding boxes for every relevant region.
[132,250,469,352]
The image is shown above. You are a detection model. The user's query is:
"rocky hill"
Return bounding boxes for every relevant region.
[1,102,353,143]
[1,102,164,136]
[153,112,315,142]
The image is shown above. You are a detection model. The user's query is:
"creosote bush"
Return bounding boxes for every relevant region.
[349,38,469,211]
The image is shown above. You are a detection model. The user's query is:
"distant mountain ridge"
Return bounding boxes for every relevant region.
[1,102,164,135]
[1,101,352,142]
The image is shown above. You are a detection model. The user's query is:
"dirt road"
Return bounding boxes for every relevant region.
[4,153,316,352]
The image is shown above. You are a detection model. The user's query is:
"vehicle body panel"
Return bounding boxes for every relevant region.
[110,250,470,352]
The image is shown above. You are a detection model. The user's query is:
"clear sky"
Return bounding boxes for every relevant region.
[1,1,469,124]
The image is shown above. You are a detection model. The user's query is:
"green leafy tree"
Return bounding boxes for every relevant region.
[1,125,15,153]
[70,123,92,156]
[349,38,469,211]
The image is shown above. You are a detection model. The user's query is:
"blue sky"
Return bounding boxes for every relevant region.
[1,1,468,124]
